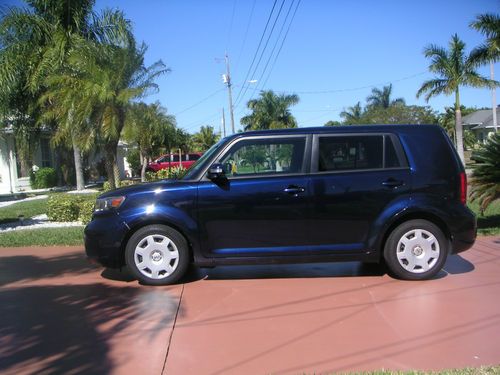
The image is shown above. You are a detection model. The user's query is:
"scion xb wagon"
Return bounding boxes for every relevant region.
[85,125,477,285]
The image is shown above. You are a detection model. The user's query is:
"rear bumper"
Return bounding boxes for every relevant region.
[450,206,477,254]
[84,213,129,268]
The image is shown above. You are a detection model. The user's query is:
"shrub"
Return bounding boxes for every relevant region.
[103,179,138,192]
[47,195,81,222]
[32,167,57,189]
[47,193,98,223]
[78,199,96,225]
[145,166,187,182]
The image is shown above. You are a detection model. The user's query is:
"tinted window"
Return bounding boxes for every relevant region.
[318,136,383,171]
[385,136,401,168]
[220,137,306,177]
[171,155,180,162]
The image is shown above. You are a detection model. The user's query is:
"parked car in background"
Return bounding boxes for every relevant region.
[85,125,476,285]
[146,152,202,172]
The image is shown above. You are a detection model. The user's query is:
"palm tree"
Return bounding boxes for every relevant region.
[241,90,299,131]
[366,84,405,109]
[0,0,130,189]
[470,133,500,213]
[417,34,499,163]
[193,125,220,151]
[340,102,364,124]
[470,13,500,133]
[54,38,169,189]
[124,102,176,181]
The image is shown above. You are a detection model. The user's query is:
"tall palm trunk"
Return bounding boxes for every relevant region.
[454,89,465,164]
[72,134,85,190]
[104,141,118,190]
[68,105,85,190]
[140,151,148,182]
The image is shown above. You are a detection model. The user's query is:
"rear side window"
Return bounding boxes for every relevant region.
[318,135,403,172]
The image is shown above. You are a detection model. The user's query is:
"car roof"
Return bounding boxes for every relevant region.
[228,124,439,139]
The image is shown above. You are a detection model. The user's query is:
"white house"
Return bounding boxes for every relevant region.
[0,127,55,195]
[462,107,499,143]
[0,126,133,195]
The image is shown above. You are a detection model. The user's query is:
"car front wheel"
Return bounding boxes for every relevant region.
[384,219,448,280]
[125,224,189,285]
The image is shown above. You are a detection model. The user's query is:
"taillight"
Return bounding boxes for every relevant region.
[459,172,467,205]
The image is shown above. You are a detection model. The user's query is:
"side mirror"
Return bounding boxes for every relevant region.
[207,163,225,180]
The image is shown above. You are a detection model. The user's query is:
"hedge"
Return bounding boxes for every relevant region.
[47,193,98,224]
[31,167,57,189]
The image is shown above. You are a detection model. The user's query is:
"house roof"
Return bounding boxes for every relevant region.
[462,108,500,129]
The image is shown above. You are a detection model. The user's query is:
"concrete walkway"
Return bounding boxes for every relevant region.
[0,237,499,374]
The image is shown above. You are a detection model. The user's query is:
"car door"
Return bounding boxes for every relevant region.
[308,133,411,253]
[196,135,311,258]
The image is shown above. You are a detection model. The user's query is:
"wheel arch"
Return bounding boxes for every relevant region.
[119,217,197,267]
[377,210,452,260]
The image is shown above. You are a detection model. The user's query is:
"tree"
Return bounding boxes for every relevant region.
[193,125,220,151]
[470,133,500,213]
[366,84,405,109]
[54,38,169,189]
[324,120,342,126]
[340,102,364,124]
[438,106,479,145]
[241,90,299,131]
[124,102,176,181]
[416,34,499,164]
[361,105,438,125]
[0,0,130,189]
[470,14,500,64]
[470,13,500,133]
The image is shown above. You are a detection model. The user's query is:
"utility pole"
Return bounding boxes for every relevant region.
[222,53,235,134]
[221,107,226,137]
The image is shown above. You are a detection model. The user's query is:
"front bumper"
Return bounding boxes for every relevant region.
[84,213,129,268]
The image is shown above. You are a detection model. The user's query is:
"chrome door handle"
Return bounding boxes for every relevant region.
[284,186,305,195]
[382,179,404,188]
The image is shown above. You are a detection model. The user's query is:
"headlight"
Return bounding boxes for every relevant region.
[94,196,126,212]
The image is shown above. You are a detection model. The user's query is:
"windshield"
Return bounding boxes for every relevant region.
[182,138,226,180]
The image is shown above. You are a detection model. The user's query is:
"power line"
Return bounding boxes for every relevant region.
[234,0,287,108]
[293,71,428,95]
[253,0,296,92]
[173,88,225,116]
[234,0,256,73]
[232,0,278,106]
[225,0,237,52]
[261,0,301,89]
[181,111,220,132]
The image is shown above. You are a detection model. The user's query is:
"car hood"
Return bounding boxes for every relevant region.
[98,180,192,198]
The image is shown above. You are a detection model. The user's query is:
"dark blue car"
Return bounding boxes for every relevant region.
[85,125,476,285]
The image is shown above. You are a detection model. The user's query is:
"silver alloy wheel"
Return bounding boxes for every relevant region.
[134,234,180,279]
[396,229,440,274]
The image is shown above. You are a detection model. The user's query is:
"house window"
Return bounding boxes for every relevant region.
[40,138,52,167]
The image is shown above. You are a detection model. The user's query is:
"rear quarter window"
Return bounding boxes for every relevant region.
[317,134,405,172]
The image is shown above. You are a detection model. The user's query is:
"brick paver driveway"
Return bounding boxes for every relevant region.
[0,237,499,374]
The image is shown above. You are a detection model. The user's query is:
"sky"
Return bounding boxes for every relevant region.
[4,0,500,134]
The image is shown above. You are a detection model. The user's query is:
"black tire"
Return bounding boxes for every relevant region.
[383,219,448,280]
[125,224,190,285]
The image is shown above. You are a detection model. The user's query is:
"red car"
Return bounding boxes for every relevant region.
[146,152,202,172]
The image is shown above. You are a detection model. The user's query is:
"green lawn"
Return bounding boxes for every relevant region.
[0,197,48,225]
[0,227,84,247]
[468,200,500,236]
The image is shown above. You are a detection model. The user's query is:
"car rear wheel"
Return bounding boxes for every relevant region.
[384,219,448,280]
[125,224,189,285]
